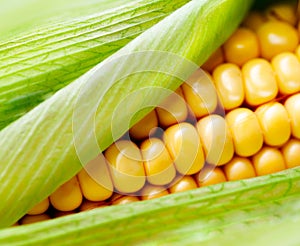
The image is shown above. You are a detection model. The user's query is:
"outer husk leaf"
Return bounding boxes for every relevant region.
[0,0,190,130]
[0,167,299,245]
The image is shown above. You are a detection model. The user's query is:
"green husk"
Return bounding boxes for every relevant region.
[0,167,299,245]
[0,0,253,227]
[0,0,190,130]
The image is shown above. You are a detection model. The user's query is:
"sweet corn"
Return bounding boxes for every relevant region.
[255,102,291,146]
[243,11,267,31]
[27,198,49,216]
[252,146,286,176]
[111,195,139,205]
[196,167,227,187]
[197,114,234,165]
[105,140,145,194]
[140,185,169,200]
[77,157,113,202]
[212,63,244,110]
[242,58,278,106]
[141,138,176,186]
[169,176,197,193]
[164,122,205,175]
[223,27,260,66]
[129,110,158,140]
[257,20,299,60]
[282,138,300,168]
[49,176,83,212]
[79,200,107,212]
[271,52,300,95]
[21,2,300,223]
[226,108,263,157]
[182,70,218,118]
[156,87,188,127]
[224,157,256,181]
[20,214,51,225]
[265,2,298,26]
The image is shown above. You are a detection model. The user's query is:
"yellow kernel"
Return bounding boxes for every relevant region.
[196,167,227,187]
[224,157,256,181]
[284,93,300,139]
[257,21,299,60]
[252,146,286,176]
[141,138,176,186]
[182,69,218,118]
[243,11,267,31]
[169,176,197,193]
[20,214,51,225]
[27,198,49,215]
[242,58,278,106]
[105,140,145,194]
[212,63,244,110]
[112,196,139,205]
[156,88,188,128]
[271,52,300,95]
[255,102,291,146]
[201,47,224,72]
[223,27,260,66]
[196,115,234,165]
[77,155,113,202]
[226,108,263,157]
[282,138,300,168]
[265,3,298,26]
[129,110,158,140]
[140,185,169,200]
[49,176,83,212]
[79,200,107,212]
[164,122,205,175]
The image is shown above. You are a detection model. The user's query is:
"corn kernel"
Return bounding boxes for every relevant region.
[49,176,83,212]
[196,167,227,187]
[252,147,286,176]
[169,176,197,193]
[105,140,145,194]
[77,154,113,202]
[224,157,256,181]
[255,102,291,146]
[265,3,298,26]
[129,110,158,140]
[182,69,218,118]
[282,138,300,168]
[112,196,139,205]
[27,198,49,215]
[223,27,260,66]
[212,63,244,110]
[79,200,107,211]
[141,185,169,200]
[197,114,234,165]
[242,58,278,106]
[271,52,300,95]
[226,108,263,157]
[141,138,176,186]
[156,87,188,128]
[20,214,51,225]
[164,122,205,175]
[243,11,267,31]
[257,21,299,60]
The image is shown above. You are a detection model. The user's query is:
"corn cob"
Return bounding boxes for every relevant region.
[19,3,300,224]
